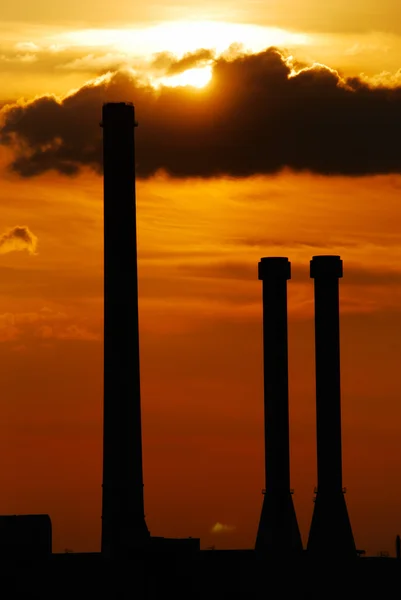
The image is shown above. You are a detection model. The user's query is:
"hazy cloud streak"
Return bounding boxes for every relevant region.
[0,307,100,343]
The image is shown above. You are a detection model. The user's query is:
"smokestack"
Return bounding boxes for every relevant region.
[255,257,303,555]
[307,255,356,558]
[101,103,150,556]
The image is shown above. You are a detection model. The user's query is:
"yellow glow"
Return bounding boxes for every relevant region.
[158,66,212,89]
[56,21,309,57]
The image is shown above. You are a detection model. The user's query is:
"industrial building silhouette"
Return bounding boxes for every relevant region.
[255,257,302,555]
[101,103,150,554]
[0,102,400,597]
[307,255,356,558]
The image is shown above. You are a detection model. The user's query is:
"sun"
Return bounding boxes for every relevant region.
[158,66,213,89]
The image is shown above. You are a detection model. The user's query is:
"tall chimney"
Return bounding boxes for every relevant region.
[101,103,150,556]
[255,257,303,555]
[307,255,356,558]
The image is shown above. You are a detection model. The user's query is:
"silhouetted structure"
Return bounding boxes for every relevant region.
[396,535,401,560]
[255,257,303,555]
[0,515,52,560]
[1,102,401,596]
[101,103,150,556]
[307,255,356,558]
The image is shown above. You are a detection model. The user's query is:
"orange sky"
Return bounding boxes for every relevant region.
[1,2,401,556]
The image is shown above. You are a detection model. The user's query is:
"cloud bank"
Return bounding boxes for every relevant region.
[1,48,401,178]
[0,226,38,255]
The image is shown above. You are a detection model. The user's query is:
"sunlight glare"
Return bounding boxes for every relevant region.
[158,66,212,89]
[57,21,309,57]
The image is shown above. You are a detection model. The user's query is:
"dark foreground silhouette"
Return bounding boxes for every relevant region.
[1,550,400,599]
[1,104,401,596]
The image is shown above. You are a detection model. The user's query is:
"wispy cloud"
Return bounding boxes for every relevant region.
[0,307,100,344]
[0,225,38,255]
[211,522,236,534]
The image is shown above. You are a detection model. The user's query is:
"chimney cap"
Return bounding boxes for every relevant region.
[310,255,343,279]
[101,102,136,126]
[258,257,291,281]
[102,101,134,109]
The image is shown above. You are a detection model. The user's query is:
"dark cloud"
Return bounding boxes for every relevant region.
[0,226,38,255]
[151,48,215,75]
[1,48,401,178]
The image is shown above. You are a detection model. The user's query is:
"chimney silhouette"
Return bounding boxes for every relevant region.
[101,103,150,556]
[307,255,356,558]
[255,257,303,555]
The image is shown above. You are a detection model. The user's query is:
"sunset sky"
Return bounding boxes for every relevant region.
[1,0,401,556]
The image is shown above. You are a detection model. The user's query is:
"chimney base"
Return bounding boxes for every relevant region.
[307,490,356,558]
[255,491,303,555]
